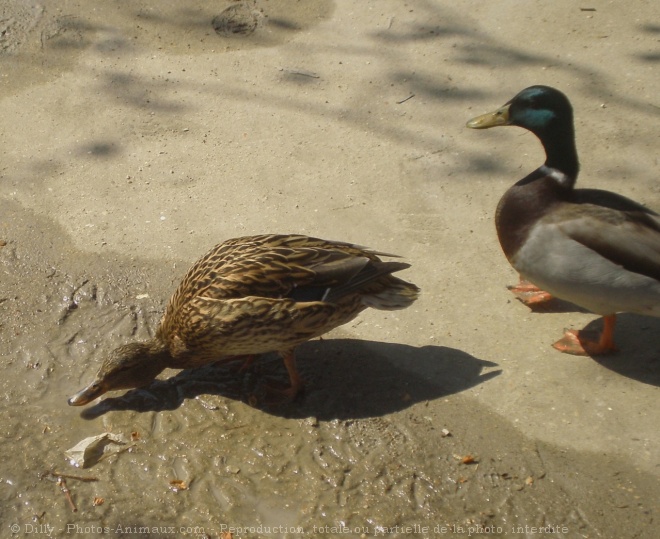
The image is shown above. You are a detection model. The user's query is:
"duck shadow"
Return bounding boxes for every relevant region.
[515,294,590,314]
[580,314,660,386]
[78,339,501,421]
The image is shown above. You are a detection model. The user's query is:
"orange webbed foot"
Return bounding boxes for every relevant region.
[262,382,305,404]
[508,279,554,306]
[552,315,618,356]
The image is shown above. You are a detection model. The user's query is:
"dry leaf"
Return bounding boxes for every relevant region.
[169,479,188,492]
[65,433,127,468]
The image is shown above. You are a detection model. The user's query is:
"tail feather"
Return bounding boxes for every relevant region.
[361,277,420,310]
[322,261,411,303]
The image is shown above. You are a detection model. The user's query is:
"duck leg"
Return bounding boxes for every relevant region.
[552,315,618,356]
[233,354,257,373]
[280,349,304,400]
[508,278,554,306]
[262,349,304,403]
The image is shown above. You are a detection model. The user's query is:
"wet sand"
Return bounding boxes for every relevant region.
[1,1,658,538]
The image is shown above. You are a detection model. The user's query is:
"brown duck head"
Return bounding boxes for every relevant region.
[68,341,170,406]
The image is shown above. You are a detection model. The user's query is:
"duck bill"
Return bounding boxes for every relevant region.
[466,104,511,129]
[68,382,106,406]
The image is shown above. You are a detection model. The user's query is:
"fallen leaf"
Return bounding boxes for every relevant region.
[65,433,127,468]
[169,479,188,492]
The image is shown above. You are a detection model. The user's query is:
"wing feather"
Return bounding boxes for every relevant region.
[554,202,660,281]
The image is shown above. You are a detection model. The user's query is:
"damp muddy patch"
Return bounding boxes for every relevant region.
[0,200,657,538]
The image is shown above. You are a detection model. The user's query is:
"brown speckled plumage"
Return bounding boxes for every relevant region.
[68,234,419,406]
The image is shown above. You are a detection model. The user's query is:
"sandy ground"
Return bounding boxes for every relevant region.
[1,1,658,538]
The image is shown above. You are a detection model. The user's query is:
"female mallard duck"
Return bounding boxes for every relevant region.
[467,85,660,355]
[68,234,419,405]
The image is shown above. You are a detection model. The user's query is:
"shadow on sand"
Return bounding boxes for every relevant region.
[78,338,500,420]
[583,314,660,387]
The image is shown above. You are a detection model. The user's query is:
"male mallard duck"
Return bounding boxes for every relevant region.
[68,234,419,405]
[467,85,660,355]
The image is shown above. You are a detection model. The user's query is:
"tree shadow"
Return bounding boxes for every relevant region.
[634,23,660,63]
[579,314,660,386]
[9,0,658,180]
[78,338,500,420]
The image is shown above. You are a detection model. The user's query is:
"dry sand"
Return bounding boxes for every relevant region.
[1,1,658,538]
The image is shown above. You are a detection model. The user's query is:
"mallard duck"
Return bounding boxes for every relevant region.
[68,234,419,405]
[467,85,660,355]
